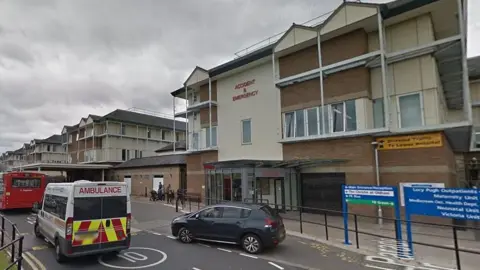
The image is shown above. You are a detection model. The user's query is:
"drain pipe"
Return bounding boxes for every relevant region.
[371,141,383,226]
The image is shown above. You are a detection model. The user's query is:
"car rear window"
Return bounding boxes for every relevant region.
[260,205,277,217]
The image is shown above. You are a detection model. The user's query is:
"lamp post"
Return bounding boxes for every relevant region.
[371,141,384,225]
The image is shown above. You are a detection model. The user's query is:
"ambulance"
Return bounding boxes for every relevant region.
[34,180,131,262]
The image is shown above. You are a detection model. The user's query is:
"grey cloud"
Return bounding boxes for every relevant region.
[0,42,34,64]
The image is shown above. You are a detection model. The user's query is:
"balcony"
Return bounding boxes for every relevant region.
[174,100,218,118]
[187,128,217,152]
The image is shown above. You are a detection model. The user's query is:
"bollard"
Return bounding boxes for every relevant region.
[17,236,23,269]
[453,226,461,270]
[324,212,329,241]
[354,215,359,249]
[189,198,192,212]
[299,207,303,234]
[175,197,179,212]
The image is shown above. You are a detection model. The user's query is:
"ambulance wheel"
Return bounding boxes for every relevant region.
[34,223,42,238]
[55,238,66,263]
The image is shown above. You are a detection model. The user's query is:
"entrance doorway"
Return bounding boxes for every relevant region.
[273,179,286,212]
[301,173,345,214]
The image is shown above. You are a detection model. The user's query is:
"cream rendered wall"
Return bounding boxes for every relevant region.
[275,27,317,53]
[367,14,435,54]
[321,5,377,35]
[217,61,283,161]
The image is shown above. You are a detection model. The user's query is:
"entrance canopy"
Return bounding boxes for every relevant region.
[13,163,112,171]
[204,159,348,169]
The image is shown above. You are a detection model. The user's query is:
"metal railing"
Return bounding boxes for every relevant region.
[175,196,480,270]
[0,215,24,269]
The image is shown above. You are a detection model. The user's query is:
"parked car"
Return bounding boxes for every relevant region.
[170,202,285,254]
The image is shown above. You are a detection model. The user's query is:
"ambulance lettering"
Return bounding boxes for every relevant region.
[78,186,122,195]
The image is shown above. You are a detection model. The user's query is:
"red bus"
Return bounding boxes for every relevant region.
[0,172,47,210]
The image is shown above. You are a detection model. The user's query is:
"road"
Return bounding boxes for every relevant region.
[0,200,431,270]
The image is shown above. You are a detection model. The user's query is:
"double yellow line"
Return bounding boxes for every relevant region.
[22,252,47,270]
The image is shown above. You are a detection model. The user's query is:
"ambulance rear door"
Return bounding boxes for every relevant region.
[72,182,128,251]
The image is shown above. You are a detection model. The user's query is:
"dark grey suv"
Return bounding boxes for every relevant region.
[171,202,286,254]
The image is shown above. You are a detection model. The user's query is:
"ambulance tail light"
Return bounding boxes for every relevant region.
[66,217,73,241]
[126,213,131,234]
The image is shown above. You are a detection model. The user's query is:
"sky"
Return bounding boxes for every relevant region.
[0,0,479,153]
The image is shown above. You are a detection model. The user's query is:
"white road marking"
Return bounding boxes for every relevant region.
[167,235,176,240]
[217,248,232,253]
[239,253,258,259]
[27,221,34,225]
[197,243,210,248]
[268,262,284,269]
[150,232,162,236]
[192,268,202,270]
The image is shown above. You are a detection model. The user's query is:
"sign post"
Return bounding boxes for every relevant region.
[342,185,402,246]
[403,187,480,257]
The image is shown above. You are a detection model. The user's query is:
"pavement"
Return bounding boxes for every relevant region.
[0,199,474,270]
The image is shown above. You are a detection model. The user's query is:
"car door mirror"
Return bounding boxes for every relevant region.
[192,213,200,219]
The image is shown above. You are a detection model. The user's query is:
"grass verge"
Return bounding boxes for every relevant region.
[0,251,17,270]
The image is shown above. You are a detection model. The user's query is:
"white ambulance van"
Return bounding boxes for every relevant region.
[34,180,131,262]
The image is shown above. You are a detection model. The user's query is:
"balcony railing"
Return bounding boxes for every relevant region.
[187,129,217,152]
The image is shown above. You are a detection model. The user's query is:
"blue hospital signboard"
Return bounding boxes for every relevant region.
[342,185,402,246]
[403,187,480,256]
[404,187,480,220]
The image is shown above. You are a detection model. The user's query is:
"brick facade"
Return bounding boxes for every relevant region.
[186,151,218,200]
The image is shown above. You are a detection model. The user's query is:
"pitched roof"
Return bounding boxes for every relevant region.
[34,134,63,144]
[100,109,186,130]
[115,154,186,169]
[154,141,187,153]
[88,114,102,121]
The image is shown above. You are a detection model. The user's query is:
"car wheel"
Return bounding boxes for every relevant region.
[34,223,42,238]
[178,227,193,243]
[55,238,66,263]
[242,234,262,254]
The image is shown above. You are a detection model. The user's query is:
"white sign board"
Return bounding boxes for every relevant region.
[399,182,445,206]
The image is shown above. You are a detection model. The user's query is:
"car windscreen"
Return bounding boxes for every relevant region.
[73,196,127,220]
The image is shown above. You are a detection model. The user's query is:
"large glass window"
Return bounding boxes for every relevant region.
[398,93,423,128]
[373,98,385,128]
[241,119,252,144]
[282,100,358,138]
[206,126,218,148]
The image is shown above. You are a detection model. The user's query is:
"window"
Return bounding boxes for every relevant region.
[295,109,305,137]
[161,130,166,140]
[90,128,94,136]
[52,145,56,152]
[206,126,218,148]
[102,196,127,219]
[398,93,423,128]
[43,194,68,220]
[47,145,51,152]
[139,151,143,158]
[193,94,197,102]
[373,98,385,128]
[121,124,126,135]
[73,197,101,220]
[192,133,199,149]
[241,119,252,144]
[12,178,41,188]
[176,132,181,142]
[221,207,243,219]
[260,178,270,195]
[68,135,72,143]
[199,207,222,218]
[282,101,357,139]
[307,108,319,136]
[147,128,151,139]
[121,149,127,161]
[135,150,139,158]
[284,112,295,138]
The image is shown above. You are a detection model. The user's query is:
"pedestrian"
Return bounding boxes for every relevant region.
[176,188,185,208]
[166,184,172,203]
[158,182,163,201]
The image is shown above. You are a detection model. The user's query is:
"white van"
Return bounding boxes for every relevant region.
[34,180,131,262]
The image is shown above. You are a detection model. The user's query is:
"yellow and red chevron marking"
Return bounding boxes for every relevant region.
[72,218,127,246]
